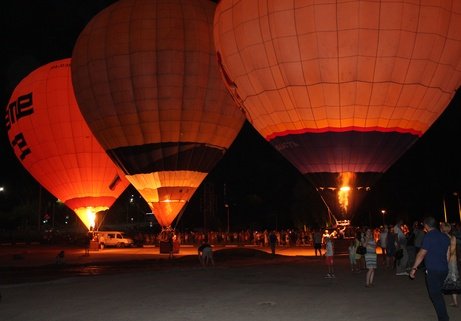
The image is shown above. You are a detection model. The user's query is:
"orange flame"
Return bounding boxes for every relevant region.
[337,172,355,214]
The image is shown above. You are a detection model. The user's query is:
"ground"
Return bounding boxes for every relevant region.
[0,244,460,321]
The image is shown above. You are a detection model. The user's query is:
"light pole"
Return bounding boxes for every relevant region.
[225,203,230,234]
[454,192,461,223]
[381,209,386,225]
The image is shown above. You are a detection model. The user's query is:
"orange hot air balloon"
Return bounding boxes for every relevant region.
[214,0,461,220]
[71,0,245,229]
[5,59,129,230]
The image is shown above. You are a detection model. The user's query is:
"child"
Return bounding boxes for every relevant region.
[348,240,357,272]
[324,236,335,278]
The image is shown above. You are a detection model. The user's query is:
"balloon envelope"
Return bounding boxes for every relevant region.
[71,0,245,228]
[6,58,129,230]
[214,0,461,219]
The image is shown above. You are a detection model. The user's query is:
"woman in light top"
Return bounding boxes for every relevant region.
[363,228,377,287]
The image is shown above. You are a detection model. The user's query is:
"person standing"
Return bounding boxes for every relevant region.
[167,231,175,259]
[386,225,396,269]
[364,228,377,287]
[84,231,92,256]
[355,229,366,270]
[410,217,450,321]
[198,239,214,267]
[395,220,409,275]
[413,221,426,255]
[379,225,388,266]
[440,222,460,307]
[313,229,323,256]
[324,236,335,278]
[269,230,277,255]
[348,239,358,272]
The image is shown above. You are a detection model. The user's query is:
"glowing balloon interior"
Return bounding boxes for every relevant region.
[5,59,129,230]
[71,0,246,228]
[214,0,461,219]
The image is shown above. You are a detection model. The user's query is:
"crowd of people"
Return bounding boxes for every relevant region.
[130,226,353,249]
[95,217,461,321]
[337,218,461,321]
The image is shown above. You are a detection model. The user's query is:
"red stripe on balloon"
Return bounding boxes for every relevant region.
[266,126,423,141]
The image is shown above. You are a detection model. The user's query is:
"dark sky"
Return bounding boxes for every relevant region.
[1,1,460,230]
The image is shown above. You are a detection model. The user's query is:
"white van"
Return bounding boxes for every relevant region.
[96,231,134,249]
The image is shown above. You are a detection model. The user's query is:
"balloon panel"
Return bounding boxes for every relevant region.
[214,0,461,218]
[72,0,245,227]
[5,59,129,229]
[214,0,461,165]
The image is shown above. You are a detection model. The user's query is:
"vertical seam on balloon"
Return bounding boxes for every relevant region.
[102,5,117,152]
[177,0,186,181]
[387,2,418,133]
[312,3,327,130]
[335,1,341,130]
[352,1,362,173]
[264,0,280,136]
[256,0,270,133]
[364,1,380,133]
[196,2,208,184]
[128,1,142,145]
[258,1,270,131]
[353,1,360,150]
[423,0,452,125]
[234,0,259,123]
[363,1,384,174]
[155,0,165,174]
[290,0,313,136]
[390,1,418,132]
[334,0,346,173]
[295,2,317,130]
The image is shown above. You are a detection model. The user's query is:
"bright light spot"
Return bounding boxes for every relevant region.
[74,206,108,231]
[87,209,96,230]
[337,172,355,215]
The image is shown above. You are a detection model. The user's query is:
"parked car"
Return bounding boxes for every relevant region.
[96,231,134,248]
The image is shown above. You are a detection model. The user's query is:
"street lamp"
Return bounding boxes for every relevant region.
[381,209,386,225]
[224,203,230,234]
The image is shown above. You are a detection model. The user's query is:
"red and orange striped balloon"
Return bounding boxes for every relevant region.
[6,59,129,230]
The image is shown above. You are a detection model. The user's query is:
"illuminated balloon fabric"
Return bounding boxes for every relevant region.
[71,0,246,227]
[214,0,461,215]
[5,59,129,230]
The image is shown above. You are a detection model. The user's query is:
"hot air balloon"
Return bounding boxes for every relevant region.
[71,0,245,231]
[214,0,461,221]
[5,58,129,230]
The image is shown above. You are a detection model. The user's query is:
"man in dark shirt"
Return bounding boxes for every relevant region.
[198,240,214,267]
[269,231,277,255]
[410,216,450,321]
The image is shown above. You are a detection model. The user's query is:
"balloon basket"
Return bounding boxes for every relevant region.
[89,240,99,251]
[159,241,180,254]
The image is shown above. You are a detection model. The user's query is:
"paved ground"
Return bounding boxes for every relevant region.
[0,244,460,321]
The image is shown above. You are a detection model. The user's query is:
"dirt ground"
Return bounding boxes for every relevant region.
[0,245,460,321]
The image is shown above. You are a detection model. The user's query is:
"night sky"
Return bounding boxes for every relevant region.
[1,1,460,232]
